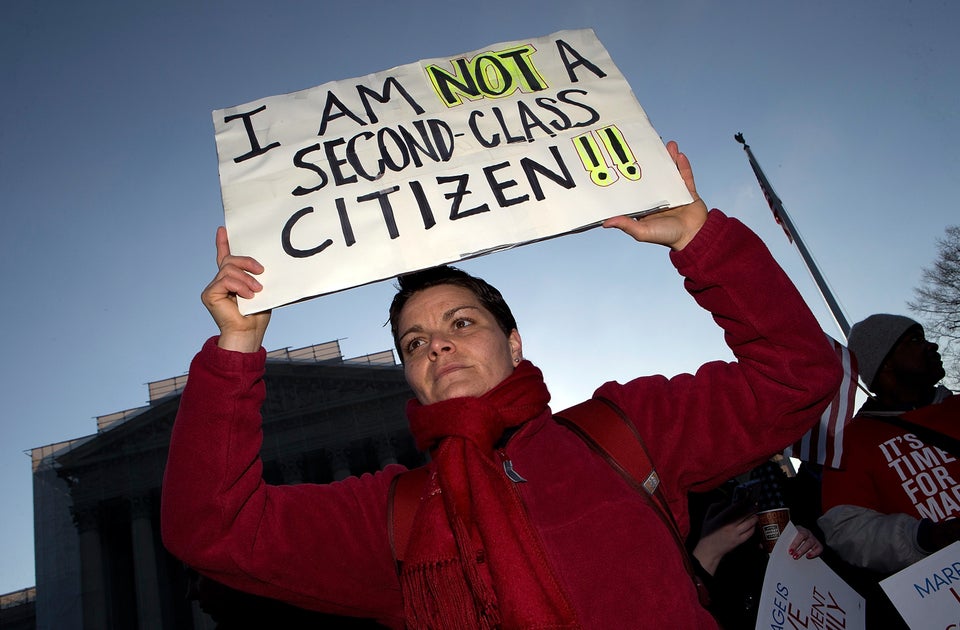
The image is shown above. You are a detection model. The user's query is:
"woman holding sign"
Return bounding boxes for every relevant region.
[161,141,841,629]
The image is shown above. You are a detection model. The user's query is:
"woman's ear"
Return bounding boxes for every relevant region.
[509,329,523,363]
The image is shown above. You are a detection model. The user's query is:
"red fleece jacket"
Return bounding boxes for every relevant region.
[161,210,841,628]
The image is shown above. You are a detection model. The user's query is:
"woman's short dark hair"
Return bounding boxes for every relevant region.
[389,266,517,359]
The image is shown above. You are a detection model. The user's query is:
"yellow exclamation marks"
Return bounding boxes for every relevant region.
[574,132,615,186]
[599,125,641,181]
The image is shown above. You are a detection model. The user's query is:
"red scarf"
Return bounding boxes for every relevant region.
[403,361,579,629]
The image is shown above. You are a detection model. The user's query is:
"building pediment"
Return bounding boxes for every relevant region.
[55,395,181,471]
[52,352,415,500]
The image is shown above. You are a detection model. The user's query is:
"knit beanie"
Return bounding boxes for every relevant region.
[847,314,921,391]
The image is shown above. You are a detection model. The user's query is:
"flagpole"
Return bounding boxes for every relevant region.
[734,133,851,340]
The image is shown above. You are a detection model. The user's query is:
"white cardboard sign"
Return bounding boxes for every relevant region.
[756,522,866,630]
[213,28,692,314]
[881,541,960,629]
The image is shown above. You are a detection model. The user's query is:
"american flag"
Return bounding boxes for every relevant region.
[784,336,859,468]
[735,133,794,244]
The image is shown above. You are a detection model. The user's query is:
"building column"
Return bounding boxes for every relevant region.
[278,456,304,484]
[192,601,215,629]
[130,496,163,630]
[73,507,108,630]
[375,436,398,468]
[330,448,351,481]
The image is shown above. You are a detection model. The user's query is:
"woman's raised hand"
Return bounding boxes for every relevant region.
[602,140,709,251]
[201,226,272,352]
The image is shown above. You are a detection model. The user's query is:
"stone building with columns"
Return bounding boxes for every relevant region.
[30,340,425,630]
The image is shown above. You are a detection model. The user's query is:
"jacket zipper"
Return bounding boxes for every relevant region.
[498,449,527,483]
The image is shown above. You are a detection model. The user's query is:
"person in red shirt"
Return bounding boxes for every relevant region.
[162,141,841,629]
[820,314,956,572]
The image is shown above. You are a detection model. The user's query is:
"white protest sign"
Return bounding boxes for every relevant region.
[756,522,865,630]
[880,540,960,629]
[212,28,692,314]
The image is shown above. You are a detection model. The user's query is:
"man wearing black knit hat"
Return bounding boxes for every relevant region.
[819,314,956,623]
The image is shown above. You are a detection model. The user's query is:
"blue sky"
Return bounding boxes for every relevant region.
[1,0,957,594]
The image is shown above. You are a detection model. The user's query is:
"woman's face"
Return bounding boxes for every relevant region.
[397,284,522,405]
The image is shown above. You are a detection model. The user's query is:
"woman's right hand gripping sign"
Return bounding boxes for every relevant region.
[201,225,272,353]
[602,140,709,251]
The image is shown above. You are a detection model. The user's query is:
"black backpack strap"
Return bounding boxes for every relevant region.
[554,397,663,501]
[388,466,429,565]
[554,396,709,607]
